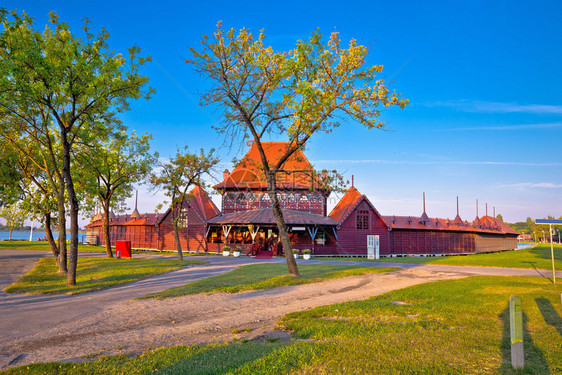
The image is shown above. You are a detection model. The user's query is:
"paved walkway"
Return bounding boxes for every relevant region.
[0,250,560,369]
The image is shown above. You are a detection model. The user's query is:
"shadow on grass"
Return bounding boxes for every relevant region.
[500,307,550,374]
[528,245,561,263]
[158,342,285,374]
[536,297,562,336]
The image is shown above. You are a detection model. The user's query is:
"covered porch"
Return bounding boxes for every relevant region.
[205,208,338,255]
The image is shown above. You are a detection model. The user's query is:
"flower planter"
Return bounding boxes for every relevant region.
[293,253,299,259]
[303,254,311,260]
[223,251,230,257]
[233,251,241,257]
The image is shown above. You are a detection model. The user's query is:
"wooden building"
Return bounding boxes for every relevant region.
[85,186,219,251]
[327,186,391,255]
[86,142,519,256]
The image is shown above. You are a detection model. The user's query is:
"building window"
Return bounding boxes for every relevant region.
[357,210,369,230]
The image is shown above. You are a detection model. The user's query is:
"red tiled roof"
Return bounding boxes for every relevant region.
[328,187,362,224]
[208,208,337,226]
[85,212,161,228]
[187,185,220,221]
[382,214,519,235]
[214,141,323,191]
[86,187,219,228]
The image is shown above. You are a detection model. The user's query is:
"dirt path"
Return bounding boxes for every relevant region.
[0,266,473,367]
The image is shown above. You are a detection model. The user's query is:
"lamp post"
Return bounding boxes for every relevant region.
[536,219,562,284]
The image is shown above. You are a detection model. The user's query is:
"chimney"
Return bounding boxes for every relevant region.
[223,169,230,182]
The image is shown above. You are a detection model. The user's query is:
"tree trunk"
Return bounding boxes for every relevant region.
[103,201,113,258]
[267,172,299,276]
[173,221,183,260]
[8,229,12,241]
[44,212,60,263]
[61,132,79,286]
[57,180,67,274]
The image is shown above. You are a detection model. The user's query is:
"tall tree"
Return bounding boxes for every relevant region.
[150,147,218,260]
[0,202,28,240]
[0,10,153,285]
[188,23,407,275]
[76,130,157,257]
[1,132,66,271]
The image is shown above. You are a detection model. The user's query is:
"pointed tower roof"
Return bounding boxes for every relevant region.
[472,199,480,228]
[130,191,140,219]
[329,186,362,224]
[453,196,463,225]
[187,185,220,220]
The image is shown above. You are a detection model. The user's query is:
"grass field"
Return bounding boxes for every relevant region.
[142,263,398,299]
[4,257,206,295]
[0,241,215,256]
[0,241,106,252]
[314,243,562,271]
[6,275,560,374]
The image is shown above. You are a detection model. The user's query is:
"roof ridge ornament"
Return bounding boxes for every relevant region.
[453,196,463,225]
[130,190,140,219]
[419,192,429,224]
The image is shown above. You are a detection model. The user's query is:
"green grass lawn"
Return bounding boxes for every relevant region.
[4,257,206,295]
[315,243,562,271]
[6,275,561,374]
[0,241,106,252]
[142,263,398,299]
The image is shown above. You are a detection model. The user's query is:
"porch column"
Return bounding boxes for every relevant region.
[222,225,232,244]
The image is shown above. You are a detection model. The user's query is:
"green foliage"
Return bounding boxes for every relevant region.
[150,146,218,255]
[0,140,23,205]
[142,263,397,299]
[76,130,158,215]
[188,23,408,147]
[0,8,154,283]
[4,257,205,294]
[0,202,29,239]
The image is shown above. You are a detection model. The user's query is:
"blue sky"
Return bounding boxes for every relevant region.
[5,0,562,224]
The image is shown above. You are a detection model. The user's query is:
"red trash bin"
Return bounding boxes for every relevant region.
[115,240,132,258]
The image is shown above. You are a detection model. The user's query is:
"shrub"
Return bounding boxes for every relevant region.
[292,249,299,254]
[222,246,231,252]
[302,249,311,254]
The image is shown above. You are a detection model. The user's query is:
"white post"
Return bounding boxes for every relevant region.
[29,220,33,241]
[550,224,555,284]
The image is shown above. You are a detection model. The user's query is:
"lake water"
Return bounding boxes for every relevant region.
[0,231,73,241]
